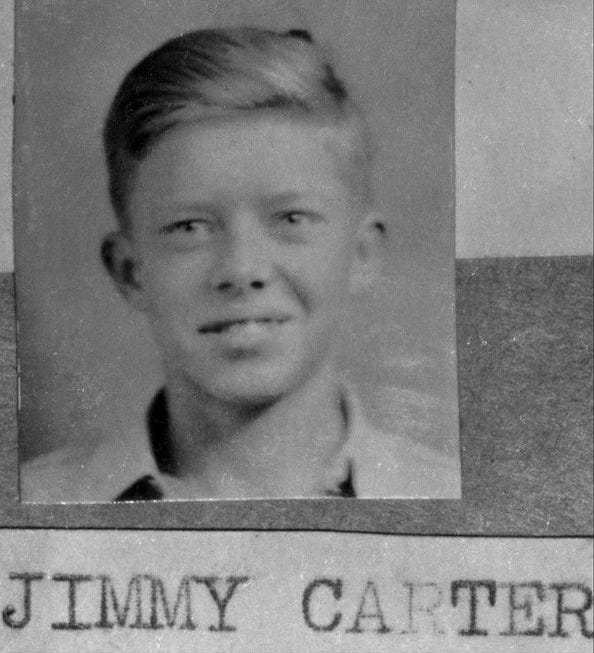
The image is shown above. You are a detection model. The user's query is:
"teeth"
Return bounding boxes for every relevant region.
[209,318,282,334]
[226,321,265,335]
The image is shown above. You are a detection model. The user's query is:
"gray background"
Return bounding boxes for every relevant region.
[0,1,590,535]
[14,0,459,461]
[2,258,591,533]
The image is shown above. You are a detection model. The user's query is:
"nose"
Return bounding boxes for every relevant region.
[209,218,272,295]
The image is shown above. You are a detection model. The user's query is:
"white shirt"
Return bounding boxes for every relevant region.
[21,388,461,502]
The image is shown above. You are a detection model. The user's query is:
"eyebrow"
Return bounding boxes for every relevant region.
[160,191,315,212]
[149,183,348,224]
[262,192,305,207]
[149,201,219,219]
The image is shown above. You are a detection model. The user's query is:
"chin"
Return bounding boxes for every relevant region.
[202,380,289,407]
[192,360,311,407]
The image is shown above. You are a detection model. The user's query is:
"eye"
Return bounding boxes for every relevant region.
[161,219,204,234]
[275,211,321,227]
[271,210,325,242]
[160,219,214,237]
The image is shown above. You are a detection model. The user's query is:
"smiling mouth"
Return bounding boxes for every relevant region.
[198,317,289,335]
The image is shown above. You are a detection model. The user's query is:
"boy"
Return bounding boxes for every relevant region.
[22,27,460,500]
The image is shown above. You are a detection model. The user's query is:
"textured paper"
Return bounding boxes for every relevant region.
[0,531,592,652]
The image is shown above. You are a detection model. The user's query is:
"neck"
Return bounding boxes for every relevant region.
[161,364,345,497]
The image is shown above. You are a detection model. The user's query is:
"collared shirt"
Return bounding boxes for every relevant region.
[21,388,461,502]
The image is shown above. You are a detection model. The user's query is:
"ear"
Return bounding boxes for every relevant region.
[101,232,148,312]
[350,212,386,292]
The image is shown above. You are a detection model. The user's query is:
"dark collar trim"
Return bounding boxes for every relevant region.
[114,474,164,502]
[147,388,178,474]
[326,460,357,498]
[115,388,357,501]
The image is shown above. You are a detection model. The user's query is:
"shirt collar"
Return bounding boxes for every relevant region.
[108,386,367,501]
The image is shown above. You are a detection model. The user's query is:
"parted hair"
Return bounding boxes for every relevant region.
[103,27,372,226]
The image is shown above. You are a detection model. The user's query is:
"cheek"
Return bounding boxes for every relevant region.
[292,237,356,307]
[139,254,207,319]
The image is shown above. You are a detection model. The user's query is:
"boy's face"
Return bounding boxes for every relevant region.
[109,115,375,405]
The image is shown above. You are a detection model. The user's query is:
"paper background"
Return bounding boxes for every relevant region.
[0,531,591,652]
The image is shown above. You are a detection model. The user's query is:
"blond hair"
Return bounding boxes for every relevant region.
[104,27,372,225]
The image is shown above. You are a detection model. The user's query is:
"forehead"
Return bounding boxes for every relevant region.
[129,114,362,209]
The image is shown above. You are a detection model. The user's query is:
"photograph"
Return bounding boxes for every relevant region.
[14,1,461,502]
[1,11,592,650]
